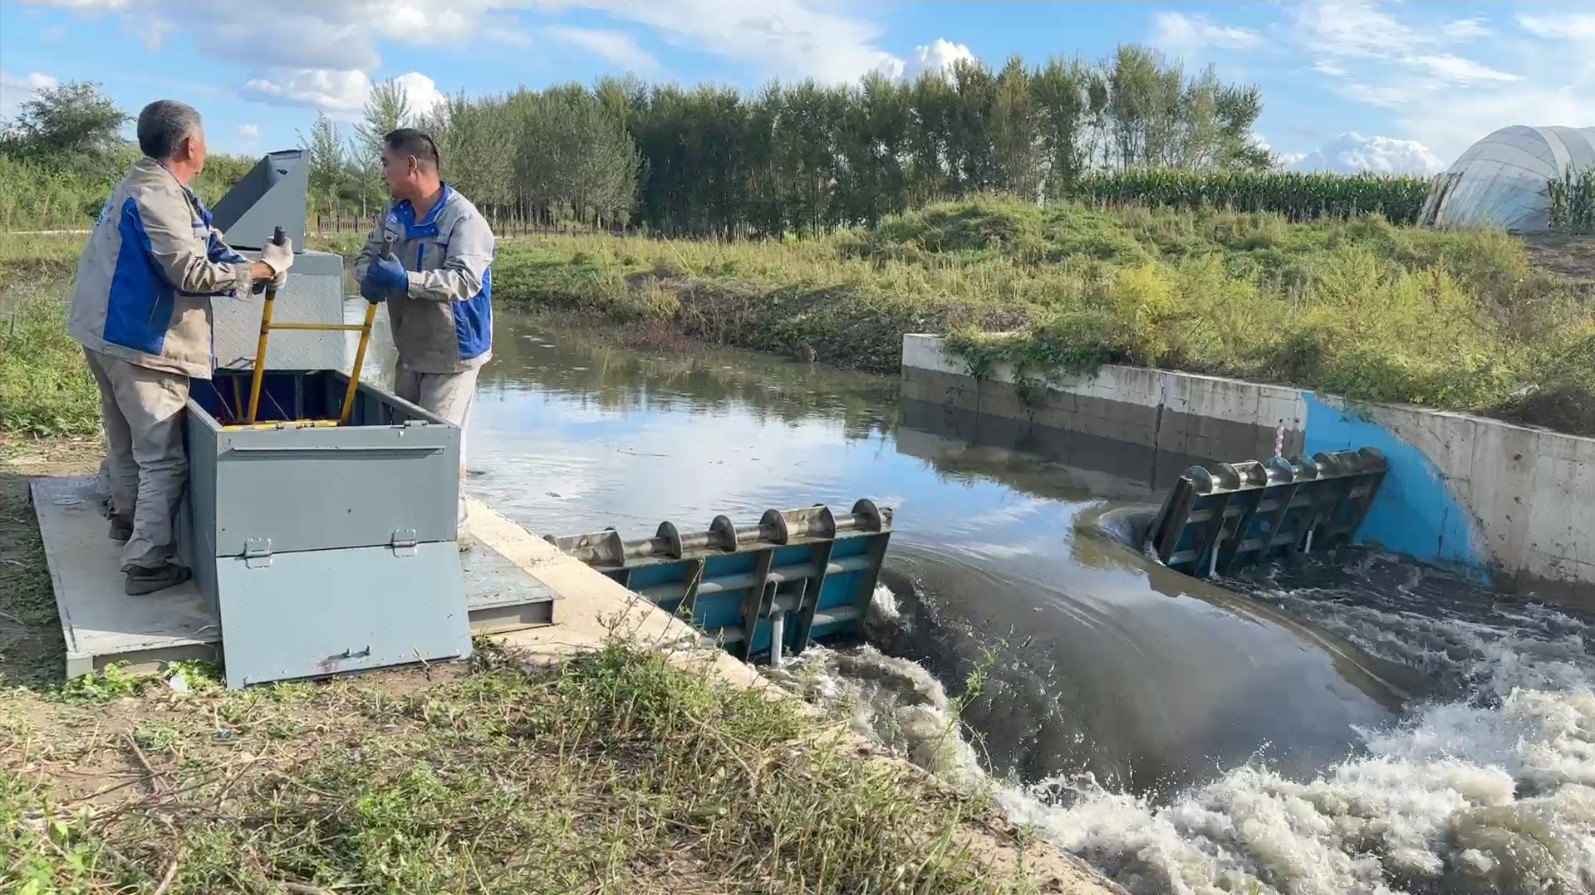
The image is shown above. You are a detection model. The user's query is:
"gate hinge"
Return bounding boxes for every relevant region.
[391,529,418,557]
[244,537,272,569]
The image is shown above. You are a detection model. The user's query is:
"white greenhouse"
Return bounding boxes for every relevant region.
[1421,125,1595,232]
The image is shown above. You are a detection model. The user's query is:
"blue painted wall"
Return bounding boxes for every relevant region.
[1301,393,1483,571]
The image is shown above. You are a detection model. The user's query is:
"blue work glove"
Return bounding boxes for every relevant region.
[362,253,408,297]
[359,275,389,303]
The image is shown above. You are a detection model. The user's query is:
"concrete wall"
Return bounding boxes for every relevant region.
[902,334,1595,607]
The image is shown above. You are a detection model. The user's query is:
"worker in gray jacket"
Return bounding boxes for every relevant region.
[69,99,294,595]
[351,128,494,549]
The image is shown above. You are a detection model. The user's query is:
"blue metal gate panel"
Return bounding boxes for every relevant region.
[1148,449,1388,579]
[549,501,893,664]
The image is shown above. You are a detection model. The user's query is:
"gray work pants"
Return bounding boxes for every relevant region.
[83,348,190,571]
[394,365,478,535]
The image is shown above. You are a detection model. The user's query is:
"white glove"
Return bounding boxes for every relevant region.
[261,239,295,277]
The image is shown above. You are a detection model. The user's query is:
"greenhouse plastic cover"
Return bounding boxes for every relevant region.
[1427,125,1595,232]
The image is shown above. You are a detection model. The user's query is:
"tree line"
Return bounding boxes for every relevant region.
[320,44,1273,237]
[2,46,1346,236]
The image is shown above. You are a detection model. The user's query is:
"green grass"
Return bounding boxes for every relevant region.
[2,639,1049,895]
[0,236,97,439]
[8,195,1595,438]
[476,195,1595,434]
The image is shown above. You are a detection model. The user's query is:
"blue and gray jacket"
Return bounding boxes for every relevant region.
[351,184,495,375]
[68,157,262,379]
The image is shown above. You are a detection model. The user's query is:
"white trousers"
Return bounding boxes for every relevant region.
[83,348,189,571]
[394,364,478,535]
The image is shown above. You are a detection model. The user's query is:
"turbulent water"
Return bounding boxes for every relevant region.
[356,306,1595,895]
[787,565,1595,895]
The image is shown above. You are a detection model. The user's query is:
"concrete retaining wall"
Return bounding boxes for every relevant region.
[902,334,1595,607]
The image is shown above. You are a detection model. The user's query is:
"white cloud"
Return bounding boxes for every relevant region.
[0,70,59,120]
[238,123,260,139]
[876,39,977,83]
[1517,13,1595,41]
[1292,132,1445,176]
[1152,11,1261,52]
[1252,132,1307,169]
[1441,17,1491,41]
[240,68,446,121]
[584,0,899,84]
[391,71,445,120]
[21,0,509,72]
[17,0,131,9]
[1291,0,1594,164]
[1408,53,1518,84]
[1293,0,1420,59]
[546,26,659,72]
[24,0,907,98]
[242,69,373,116]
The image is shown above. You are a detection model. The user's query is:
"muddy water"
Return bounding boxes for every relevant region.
[352,302,1595,895]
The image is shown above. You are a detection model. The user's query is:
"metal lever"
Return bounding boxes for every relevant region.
[245,225,288,424]
[337,235,394,425]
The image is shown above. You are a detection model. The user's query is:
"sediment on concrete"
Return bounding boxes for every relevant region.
[903,334,1595,610]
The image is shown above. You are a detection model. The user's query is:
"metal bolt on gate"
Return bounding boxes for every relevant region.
[548,500,893,666]
[1146,448,1388,579]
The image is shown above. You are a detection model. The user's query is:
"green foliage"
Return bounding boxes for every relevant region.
[1548,166,1595,235]
[0,270,99,438]
[1066,168,1433,223]
[53,662,145,704]
[483,195,1592,432]
[0,81,129,167]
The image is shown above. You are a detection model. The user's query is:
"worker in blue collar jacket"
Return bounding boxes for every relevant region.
[68,99,294,595]
[351,128,494,549]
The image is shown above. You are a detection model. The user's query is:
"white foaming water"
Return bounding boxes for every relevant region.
[779,584,1595,895]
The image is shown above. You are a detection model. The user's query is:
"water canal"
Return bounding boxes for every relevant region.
[353,301,1595,895]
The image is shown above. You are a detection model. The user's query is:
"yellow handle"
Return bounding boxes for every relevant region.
[338,300,380,425]
[244,286,276,424]
[244,225,288,425]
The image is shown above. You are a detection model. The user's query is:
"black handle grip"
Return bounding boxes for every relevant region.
[271,225,286,246]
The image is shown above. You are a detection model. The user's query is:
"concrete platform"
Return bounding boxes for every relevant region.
[30,475,557,679]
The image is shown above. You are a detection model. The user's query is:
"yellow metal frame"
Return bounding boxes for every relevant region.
[224,275,381,432]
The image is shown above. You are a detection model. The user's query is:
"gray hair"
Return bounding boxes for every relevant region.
[136,100,202,160]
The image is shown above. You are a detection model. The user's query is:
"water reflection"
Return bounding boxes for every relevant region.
[351,300,1412,797]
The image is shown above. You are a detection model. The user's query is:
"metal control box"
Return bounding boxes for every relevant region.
[211,150,352,374]
[177,369,471,688]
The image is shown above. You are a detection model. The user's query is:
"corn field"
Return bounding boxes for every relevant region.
[1548,167,1595,235]
[1066,169,1434,223]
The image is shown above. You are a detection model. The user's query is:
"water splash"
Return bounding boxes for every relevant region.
[781,580,1595,895]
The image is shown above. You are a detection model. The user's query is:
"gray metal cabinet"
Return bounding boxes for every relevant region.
[179,369,471,688]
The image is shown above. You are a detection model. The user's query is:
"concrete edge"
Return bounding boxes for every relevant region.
[902,333,1595,609]
[28,477,84,658]
[462,496,1127,894]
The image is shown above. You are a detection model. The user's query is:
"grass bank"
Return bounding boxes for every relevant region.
[416,196,1595,436]
[0,440,1096,894]
[0,237,97,438]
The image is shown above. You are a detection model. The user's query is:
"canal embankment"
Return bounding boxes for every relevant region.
[903,332,1595,610]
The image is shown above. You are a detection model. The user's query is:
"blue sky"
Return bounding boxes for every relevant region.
[1,0,1590,174]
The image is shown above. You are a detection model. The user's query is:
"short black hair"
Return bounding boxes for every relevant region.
[383,128,440,170]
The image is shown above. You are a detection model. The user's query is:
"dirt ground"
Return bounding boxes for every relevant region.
[1521,234,1595,288]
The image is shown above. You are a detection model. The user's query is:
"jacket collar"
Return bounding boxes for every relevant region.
[395,183,453,228]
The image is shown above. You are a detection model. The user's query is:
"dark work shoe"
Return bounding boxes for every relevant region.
[109,514,133,542]
[124,564,192,596]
